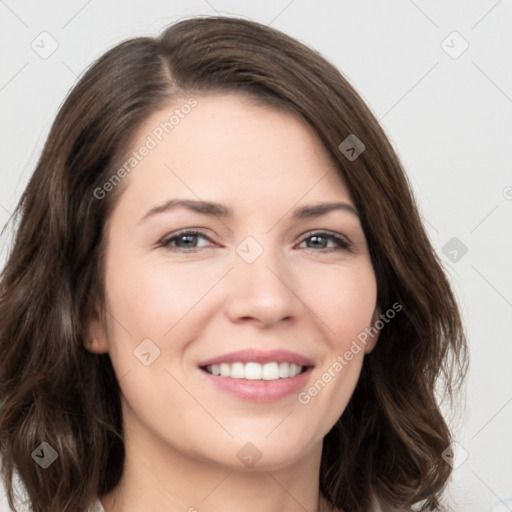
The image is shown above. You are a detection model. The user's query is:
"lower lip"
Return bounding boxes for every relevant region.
[199,367,313,402]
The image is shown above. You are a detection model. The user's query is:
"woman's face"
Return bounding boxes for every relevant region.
[88,93,378,470]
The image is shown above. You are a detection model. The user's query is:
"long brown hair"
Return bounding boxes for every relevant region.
[0,15,467,512]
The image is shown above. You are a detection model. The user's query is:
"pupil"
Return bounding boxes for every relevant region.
[310,236,325,248]
[179,235,195,247]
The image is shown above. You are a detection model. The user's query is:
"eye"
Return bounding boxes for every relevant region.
[159,230,214,251]
[158,229,351,253]
[297,231,351,253]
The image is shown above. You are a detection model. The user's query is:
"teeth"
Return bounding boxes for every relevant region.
[204,361,305,380]
[262,362,279,380]
[220,363,230,377]
[245,362,262,380]
[278,362,289,378]
[231,362,245,378]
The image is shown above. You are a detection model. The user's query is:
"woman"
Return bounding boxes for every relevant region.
[0,15,468,512]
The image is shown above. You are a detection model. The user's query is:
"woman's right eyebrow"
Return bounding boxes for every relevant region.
[137,198,359,225]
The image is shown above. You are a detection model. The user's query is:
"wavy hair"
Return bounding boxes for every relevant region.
[0,15,467,512]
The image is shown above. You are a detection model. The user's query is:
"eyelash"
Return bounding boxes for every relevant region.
[158,229,351,253]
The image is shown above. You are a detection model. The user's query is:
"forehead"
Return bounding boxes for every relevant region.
[114,93,353,215]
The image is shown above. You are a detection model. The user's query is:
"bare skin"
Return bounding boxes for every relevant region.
[86,93,377,512]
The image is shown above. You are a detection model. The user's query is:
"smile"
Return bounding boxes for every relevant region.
[202,361,307,380]
[197,349,315,402]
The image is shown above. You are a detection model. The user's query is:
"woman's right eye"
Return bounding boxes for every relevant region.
[159,230,214,251]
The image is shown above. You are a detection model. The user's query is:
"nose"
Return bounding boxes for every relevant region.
[224,242,301,329]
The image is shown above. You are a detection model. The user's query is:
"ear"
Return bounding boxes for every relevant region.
[363,305,381,354]
[84,303,110,354]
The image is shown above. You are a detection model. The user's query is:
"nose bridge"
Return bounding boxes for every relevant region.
[225,234,299,325]
[236,234,291,293]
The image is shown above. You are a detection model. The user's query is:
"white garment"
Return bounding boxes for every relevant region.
[91,498,105,512]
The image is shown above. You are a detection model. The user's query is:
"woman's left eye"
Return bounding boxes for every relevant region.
[297,231,351,252]
[159,229,350,253]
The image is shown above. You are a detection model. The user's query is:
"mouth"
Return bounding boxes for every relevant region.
[197,349,314,402]
[200,361,310,380]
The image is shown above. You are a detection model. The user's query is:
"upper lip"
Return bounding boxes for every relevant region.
[198,349,314,368]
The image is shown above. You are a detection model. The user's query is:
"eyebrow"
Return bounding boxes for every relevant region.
[138,198,359,224]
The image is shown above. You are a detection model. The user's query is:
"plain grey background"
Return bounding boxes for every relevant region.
[1,1,511,511]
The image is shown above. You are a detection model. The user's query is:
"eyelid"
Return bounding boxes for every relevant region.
[299,229,351,244]
[297,229,352,251]
[158,228,352,252]
[158,228,217,249]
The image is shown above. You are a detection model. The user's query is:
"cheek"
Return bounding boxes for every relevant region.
[106,254,224,335]
[102,254,231,379]
[299,261,377,347]
[302,263,376,424]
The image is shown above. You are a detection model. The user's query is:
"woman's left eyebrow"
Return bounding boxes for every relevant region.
[292,201,359,219]
[137,198,359,225]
